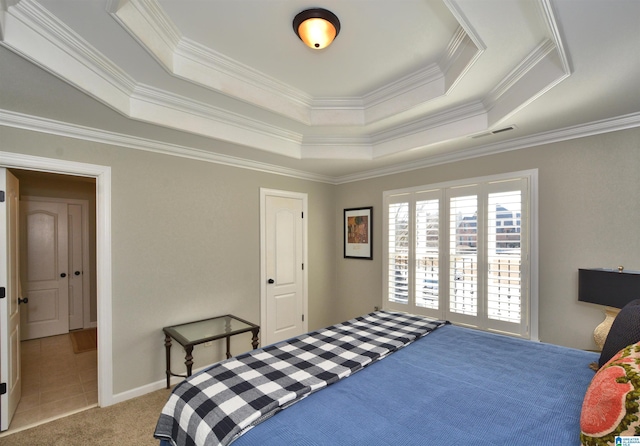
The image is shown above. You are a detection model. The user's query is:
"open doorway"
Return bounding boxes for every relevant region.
[6,170,97,432]
[0,152,112,435]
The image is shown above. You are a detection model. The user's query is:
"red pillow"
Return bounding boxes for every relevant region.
[580,342,640,445]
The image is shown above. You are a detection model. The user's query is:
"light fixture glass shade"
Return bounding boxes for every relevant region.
[297,18,336,49]
[293,9,340,50]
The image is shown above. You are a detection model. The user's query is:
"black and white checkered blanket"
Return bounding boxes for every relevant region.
[154,311,447,446]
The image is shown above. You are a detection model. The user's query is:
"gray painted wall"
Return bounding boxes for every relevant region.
[1,126,336,395]
[2,124,639,397]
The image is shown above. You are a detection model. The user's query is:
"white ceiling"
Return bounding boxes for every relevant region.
[1,0,639,182]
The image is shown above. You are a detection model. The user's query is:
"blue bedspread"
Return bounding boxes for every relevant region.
[155,311,447,446]
[230,324,597,446]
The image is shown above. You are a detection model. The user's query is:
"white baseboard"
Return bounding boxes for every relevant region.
[109,363,218,405]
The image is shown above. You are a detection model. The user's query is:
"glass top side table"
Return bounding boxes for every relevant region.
[163,314,260,388]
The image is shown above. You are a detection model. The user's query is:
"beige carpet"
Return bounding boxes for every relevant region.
[70,328,97,354]
[0,387,172,446]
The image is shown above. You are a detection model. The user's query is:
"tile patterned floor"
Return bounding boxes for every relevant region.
[6,332,97,432]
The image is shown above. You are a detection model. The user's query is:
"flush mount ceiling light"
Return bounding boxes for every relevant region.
[293,8,341,50]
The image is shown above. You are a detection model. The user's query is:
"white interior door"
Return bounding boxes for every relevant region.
[20,200,69,340]
[23,197,91,332]
[1,168,21,431]
[261,189,308,345]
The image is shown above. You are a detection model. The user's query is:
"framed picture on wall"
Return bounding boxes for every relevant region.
[344,206,373,259]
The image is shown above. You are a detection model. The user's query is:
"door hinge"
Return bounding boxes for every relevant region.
[0,287,5,298]
[0,383,6,395]
[0,191,4,203]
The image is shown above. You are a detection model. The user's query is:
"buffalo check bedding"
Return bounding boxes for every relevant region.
[154,311,448,446]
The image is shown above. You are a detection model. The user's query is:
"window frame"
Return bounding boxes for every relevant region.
[382,170,538,340]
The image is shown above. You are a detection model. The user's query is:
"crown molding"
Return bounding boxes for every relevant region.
[540,0,571,74]
[484,39,569,127]
[176,38,312,108]
[364,64,443,109]
[335,112,640,184]
[2,109,637,186]
[6,0,136,106]
[372,102,487,144]
[113,0,314,124]
[301,144,373,160]
[113,0,485,127]
[485,39,559,106]
[0,0,589,163]
[109,0,572,146]
[130,84,303,147]
[440,26,483,93]
[0,109,334,183]
[441,0,487,53]
[2,0,306,157]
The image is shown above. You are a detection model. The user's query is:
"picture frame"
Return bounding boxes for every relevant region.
[344,206,373,259]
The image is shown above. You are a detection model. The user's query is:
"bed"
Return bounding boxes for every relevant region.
[155,311,599,446]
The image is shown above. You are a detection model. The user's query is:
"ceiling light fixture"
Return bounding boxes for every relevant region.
[293,8,341,50]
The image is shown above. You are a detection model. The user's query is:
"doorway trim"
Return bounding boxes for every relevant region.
[0,151,113,407]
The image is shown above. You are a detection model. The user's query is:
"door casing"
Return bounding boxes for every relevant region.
[0,151,114,408]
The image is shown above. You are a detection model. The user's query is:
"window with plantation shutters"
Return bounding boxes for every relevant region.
[487,190,522,324]
[383,171,537,339]
[415,195,439,311]
[387,201,409,305]
[449,193,478,318]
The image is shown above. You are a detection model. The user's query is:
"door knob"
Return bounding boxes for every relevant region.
[60,273,67,278]
[18,297,28,305]
[268,279,275,284]
[74,271,81,276]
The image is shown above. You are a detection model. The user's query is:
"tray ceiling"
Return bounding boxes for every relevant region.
[0,0,639,180]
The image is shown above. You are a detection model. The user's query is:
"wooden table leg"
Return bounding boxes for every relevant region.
[226,336,231,359]
[185,345,194,377]
[251,328,260,349]
[165,334,172,389]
